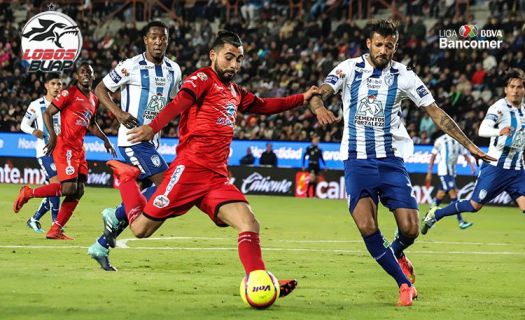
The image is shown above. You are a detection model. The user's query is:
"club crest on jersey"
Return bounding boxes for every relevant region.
[151,155,161,167]
[153,195,170,208]
[355,95,385,127]
[144,94,167,120]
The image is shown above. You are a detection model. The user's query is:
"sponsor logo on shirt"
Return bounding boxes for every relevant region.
[75,110,92,127]
[355,95,385,127]
[367,77,382,89]
[216,102,236,128]
[416,85,429,98]
[325,74,338,85]
[144,94,167,120]
[196,72,207,81]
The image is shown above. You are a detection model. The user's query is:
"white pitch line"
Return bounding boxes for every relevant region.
[0,245,524,256]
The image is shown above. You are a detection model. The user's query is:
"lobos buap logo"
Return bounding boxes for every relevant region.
[21,8,82,72]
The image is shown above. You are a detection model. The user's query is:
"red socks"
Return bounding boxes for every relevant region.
[238,231,265,274]
[118,179,146,224]
[53,199,79,229]
[33,183,62,197]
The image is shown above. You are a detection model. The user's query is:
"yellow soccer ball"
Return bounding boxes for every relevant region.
[239,270,280,309]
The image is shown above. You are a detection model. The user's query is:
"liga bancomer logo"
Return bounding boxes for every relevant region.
[439,24,503,49]
[21,10,82,72]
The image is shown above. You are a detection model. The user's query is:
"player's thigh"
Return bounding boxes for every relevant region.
[216,202,258,233]
[393,208,419,237]
[129,214,164,238]
[198,180,250,229]
[149,171,165,186]
[377,158,418,212]
[471,164,512,204]
[344,159,380,215]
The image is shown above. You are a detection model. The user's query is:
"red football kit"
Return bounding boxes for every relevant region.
[52,85,98,181]
[142,67,304,223]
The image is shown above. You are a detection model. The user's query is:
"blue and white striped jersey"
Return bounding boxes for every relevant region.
[102,53,182,148]
[483,98,525,170]
[432,134,467,176]
[20,96,61,158]
[324,54,435,160]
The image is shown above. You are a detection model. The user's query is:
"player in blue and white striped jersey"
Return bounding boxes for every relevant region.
[88,21,182,271]
[19,73,62,233]
[425,134,477,229]
[423,69,525,234]
[308,19,492,306]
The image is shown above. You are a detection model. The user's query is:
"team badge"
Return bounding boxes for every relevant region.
[479,189,487,200]
[153,195,170,208]
[151,155,161,167]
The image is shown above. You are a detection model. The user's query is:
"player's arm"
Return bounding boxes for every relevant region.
[302,148,308,169]
[95,81,138,129]
[478,111,511,137]
[20,105,42,138]
[308,84,338,126]
[320,148,326,167]
[424,103,496,162]
[425,153,437,187]
[127,89,195,144]
[88,113,117,157]
[242,86,319,116]
[43,104,60,155]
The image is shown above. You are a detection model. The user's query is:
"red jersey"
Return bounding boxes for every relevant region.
[150,67,304,177]
[52,85,98,150]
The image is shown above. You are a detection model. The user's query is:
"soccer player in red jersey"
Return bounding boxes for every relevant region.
[104,31,336,297]
[14,62,116,240]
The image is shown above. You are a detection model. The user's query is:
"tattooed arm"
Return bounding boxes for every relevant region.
[425,103,495,162]
[308,84,338,126]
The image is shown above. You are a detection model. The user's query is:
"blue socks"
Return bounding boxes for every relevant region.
[363,230,411,287]
[435,200,477,221]
[50,196,60,222]
[433,197,442,206]
[391,232,415,259]
[33,198,50,221]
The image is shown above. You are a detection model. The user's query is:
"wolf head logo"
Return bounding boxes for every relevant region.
[21,18,79,48]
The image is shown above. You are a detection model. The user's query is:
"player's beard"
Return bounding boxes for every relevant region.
[370,52,391,69]
[214,60,236,83]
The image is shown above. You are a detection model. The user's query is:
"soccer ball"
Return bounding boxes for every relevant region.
[239,270,280,309]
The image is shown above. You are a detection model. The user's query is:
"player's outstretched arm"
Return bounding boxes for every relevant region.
[43,104,60,155]
[308,84,338,126]
[425,153,437,187]
[425,103,496,162]
[88,114,117,157]
[95,81,139,129]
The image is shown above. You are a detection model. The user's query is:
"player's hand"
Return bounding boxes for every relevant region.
[116,110,139,129]
[468,144,496,163]
[104,140,117,158]
[499,126,512,136]
[32,129,44,139]
[44,135,57,156]
[127,125,154,144]
[315,106,339,127]
[303,86,321,102]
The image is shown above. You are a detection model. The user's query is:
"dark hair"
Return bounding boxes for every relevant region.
[365,19,399,39]
[143,20,168,37]
[504,68,525,87]
[44,72,61,83]
[211,30,242,50]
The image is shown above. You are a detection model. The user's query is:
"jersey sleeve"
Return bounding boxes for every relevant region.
[20,103,37,134]
[102,59,133,93]
[170,64,183,99]
[323,61,348,94]
[431,139,441,155]
[403,70,435,108]
[180,70,213,102]
[52,89,72,110]
[483,104,501,126]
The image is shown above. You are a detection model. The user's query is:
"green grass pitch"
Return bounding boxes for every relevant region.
[1,184,524,319]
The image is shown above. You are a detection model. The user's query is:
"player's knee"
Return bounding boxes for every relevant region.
[131,226,152,239]
[470,201,482,211]
[61,184,77,196]
[236,215,259,233]
[355,220,378,236]
[397,218,419,238]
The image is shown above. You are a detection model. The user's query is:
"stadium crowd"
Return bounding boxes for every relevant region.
[0,1,524,146]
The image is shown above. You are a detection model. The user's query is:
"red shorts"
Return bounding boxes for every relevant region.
[143,158,247,226]
[53,143,88,182]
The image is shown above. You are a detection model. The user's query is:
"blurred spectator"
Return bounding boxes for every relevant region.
[259,143,277,166]
[240,147,255,165]
[419,114,436,139]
